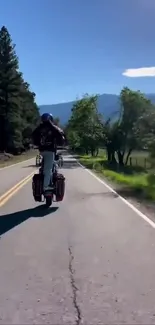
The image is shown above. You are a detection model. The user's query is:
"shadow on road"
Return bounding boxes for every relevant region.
[22,159,80,170]
[62,160,81,169]
[22,164,37,168]
[22,161,80,169]
[85,191,119,199]
[0,205,58,236]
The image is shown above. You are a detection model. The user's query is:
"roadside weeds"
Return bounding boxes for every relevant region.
[0,149,37,168]
[78,154,155,218]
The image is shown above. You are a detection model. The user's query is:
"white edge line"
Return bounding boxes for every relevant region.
[0,157,35,171]
[76,159,155,229]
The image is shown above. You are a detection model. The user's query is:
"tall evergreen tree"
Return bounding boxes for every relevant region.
[0,26,21,152]
[0,26,40,153]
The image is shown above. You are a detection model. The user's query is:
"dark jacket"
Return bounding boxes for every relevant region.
[32,121,64,152]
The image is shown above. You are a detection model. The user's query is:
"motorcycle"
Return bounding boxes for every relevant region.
[36,154,42,167]
[32,154,65,207]
[56,153,63,168]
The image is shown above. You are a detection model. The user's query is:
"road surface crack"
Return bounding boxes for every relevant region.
[68,246,82,325]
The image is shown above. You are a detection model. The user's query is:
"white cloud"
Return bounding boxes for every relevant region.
[122,67,155,77]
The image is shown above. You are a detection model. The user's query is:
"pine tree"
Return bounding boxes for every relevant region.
[0,26,40,153]
[0,26,21,152]
[20,80,40,149]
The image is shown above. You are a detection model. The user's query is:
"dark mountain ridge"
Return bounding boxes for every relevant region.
[39,93,155,124]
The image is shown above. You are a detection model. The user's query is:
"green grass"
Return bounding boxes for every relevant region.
[79,151,155,201]
[0,149,38,168]
[96,149,150,169]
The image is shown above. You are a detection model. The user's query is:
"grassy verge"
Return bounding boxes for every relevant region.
[0,149,38,168]
[97,148,150,169]
[79,153,155,201]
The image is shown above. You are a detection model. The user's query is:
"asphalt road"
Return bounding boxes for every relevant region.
[0,155,155,324]
[0,158,36,197]
[0,150,63,196]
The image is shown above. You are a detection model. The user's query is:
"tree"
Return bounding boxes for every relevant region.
[117,87,154,165]
[136,106,155,150]
[0,26,22,152]
[67,94,104,155]
[104,119,120,165]
[104,88,154,166]
[0,26,40,154]
[66,87,155,167]
[19,80,40,150]
[53,117,60,126]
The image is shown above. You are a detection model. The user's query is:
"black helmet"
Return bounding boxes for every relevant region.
[41,113,53,122]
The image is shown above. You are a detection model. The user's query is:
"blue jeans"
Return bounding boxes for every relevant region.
[40,151,55,190]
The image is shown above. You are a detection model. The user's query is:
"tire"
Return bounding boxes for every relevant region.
[45,196,52,207]
[59,157,63,168]
[36,159,40,166]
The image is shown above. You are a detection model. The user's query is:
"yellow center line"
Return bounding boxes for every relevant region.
[0,170,37,207]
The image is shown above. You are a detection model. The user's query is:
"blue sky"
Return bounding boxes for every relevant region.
[1,0,155,104]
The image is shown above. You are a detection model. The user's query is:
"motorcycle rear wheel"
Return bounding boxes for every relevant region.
[45,195,52,207]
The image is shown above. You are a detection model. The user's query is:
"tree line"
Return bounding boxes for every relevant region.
[66,89,155,166]
[0,26,40,154]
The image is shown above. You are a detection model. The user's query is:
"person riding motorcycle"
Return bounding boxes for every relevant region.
[32,113,65,192]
